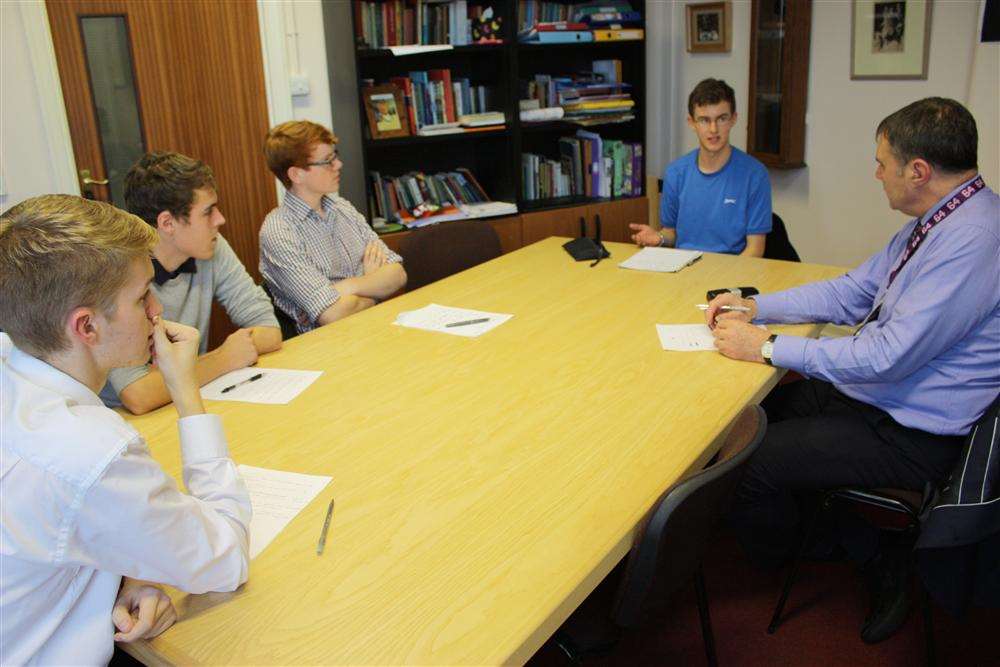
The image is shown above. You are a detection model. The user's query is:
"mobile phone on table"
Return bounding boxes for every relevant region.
[706,286,759,301]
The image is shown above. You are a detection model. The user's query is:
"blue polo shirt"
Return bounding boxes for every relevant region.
[660,147,772,254]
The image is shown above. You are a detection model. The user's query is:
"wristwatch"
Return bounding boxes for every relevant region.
[761,334,777,366]
[657,230,671,247]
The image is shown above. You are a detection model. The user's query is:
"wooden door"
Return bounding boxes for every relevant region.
[46,0,276,346]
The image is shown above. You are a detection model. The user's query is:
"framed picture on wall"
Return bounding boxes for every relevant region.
[851,0,932,79]
[686,2,732,53]
[362,84,410,140]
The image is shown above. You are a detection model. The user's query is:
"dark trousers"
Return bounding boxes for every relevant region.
[731,379,963,567]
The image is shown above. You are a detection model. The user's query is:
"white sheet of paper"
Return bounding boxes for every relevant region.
[201,368,322,404]
[656,324,717,351]
[619,247,704,273]
[236,465,332,559]
[387,44,454,56]
[394,303,513,337]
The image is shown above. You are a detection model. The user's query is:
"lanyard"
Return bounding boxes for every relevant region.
[857,175,986,332]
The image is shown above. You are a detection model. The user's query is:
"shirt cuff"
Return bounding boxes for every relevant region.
[751,293,782,323]
[178,414,230,463]
[771,335,809,373]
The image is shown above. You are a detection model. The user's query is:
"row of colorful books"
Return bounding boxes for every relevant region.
[369,168,516,227]
[521,61,636,126]
[517,1,640,33]
[354,0,492,48]
[381,70,494,130]
[522,132,642,200]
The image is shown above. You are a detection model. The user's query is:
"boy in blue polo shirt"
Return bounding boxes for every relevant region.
[630,78,772,256]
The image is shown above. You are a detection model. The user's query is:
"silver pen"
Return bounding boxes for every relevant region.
[445,317,490,328]
[696,304,752,313]
[316,497,335,555]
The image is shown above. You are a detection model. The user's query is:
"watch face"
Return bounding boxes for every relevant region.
[762,341,774,358]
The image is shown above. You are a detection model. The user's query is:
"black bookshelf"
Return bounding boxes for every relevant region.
[349,0,647,228]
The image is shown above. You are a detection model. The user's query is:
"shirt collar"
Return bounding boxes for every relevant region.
[281,190,336,224]
[1,333,103,408]
[917,173,982,226]
[152,256,197,286]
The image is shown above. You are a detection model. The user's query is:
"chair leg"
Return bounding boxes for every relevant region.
[768,502,823,634]
[693,564,719,667]
[922,587,936,667]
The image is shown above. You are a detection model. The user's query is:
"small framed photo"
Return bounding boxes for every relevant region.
[686,2,732,53]
[363,84,409,139]
[851,0,932,79]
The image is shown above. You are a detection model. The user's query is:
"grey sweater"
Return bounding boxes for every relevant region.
[100,236,279,407]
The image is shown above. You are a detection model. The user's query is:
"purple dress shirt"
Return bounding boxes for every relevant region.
[754,177,999,435]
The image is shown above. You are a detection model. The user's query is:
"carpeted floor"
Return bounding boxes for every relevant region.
[527,533,1000,667]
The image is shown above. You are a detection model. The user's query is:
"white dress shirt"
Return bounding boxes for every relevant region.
[0,333,252,665]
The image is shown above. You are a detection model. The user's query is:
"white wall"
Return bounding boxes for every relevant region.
[666,0,997,267]
[0,2,78,213]
[0,0,330,214]
[283,0,334,131]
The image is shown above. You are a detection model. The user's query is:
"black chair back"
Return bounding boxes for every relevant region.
[613,405,768,627]
[764,213,801,262]
[261,282,299,341]
[398,220,502,291]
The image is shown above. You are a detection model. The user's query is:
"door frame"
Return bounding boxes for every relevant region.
[24,0,297,201]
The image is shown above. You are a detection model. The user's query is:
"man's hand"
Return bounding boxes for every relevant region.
[220,328,259,371]
[704,293,758,329]
[151,318,206,417]
[112,578,177,643]
[628,223,663,247]
[362,241,387,275]
[151,318,200,389]
[712,320,772,363]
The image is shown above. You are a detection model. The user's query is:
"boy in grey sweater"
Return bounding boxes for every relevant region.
[101,152,281,413]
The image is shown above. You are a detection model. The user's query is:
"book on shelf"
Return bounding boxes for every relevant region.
[369,168,516,228]
[356,0,503,49]
[522,132,642,201]
[459,111,505,127]
[517,1,574,32]
[519,30,594,43]
[520,107,564,123]
[521,60,636,127]
[592,28,644,41]
[378,69,494,132]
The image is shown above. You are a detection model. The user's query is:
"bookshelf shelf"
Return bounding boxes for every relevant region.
[364,127,510,147]
[516,39,644,51]
[357,43,507,59]
[349,0,647,241]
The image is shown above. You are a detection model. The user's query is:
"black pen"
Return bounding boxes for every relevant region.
[445,317,490,328]
[316,497,335,555]
[220,372,263,393]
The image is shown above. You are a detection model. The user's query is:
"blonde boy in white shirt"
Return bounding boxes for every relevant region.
[0,195,251,665]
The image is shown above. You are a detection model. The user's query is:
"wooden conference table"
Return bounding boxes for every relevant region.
[123,237,845,665]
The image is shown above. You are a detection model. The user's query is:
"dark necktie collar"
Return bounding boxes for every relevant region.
[152,256,198,285]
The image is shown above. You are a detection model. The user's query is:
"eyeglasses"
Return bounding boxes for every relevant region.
[694,114,732,128]
[306,153,340,168]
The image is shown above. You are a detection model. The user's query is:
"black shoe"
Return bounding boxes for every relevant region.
[860,551,911,644]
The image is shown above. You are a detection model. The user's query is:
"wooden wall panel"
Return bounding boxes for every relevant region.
[47,0,276,348]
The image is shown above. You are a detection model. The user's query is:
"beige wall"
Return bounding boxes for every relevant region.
[663,0,997,267]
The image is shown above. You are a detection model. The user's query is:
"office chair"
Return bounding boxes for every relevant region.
[764,213,801,262]
[397,220,501,291]
[261,282,299,341]
[555,405,768,666]
[767,486,933,662]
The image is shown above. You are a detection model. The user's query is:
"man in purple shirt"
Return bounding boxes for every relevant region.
[704,98,999,642]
